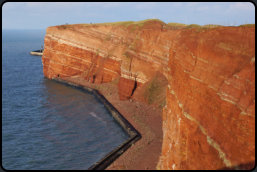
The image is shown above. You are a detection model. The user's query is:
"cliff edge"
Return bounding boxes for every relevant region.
[42,19,255,170]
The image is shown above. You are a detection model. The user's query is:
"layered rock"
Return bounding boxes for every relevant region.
[157,26,255,170]
[42,20,255,170]
[42,20,172,100]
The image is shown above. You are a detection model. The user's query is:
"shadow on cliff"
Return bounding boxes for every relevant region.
[133,71,168,108]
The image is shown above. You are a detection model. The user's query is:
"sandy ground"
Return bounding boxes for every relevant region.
[62,76,163,170]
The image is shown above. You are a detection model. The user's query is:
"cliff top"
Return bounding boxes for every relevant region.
[53,19,255,31]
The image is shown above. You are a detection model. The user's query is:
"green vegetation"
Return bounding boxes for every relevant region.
[202,24,222,28]
[57,25,69,29]
[144,78,160,104]
[167,22,188,29]
[94,21,134,27]
[144,73,167,105]
[98,19,164,26]
[167,22,187,27]
[57,19,240,32]
[183,24,223,32]
[185,24,202,29]
[85,19,165,30]
[128,19,165,32]
[167,23,223,30]
[239,24,255,27]
[56,24,78,30]
[133,19,165,27]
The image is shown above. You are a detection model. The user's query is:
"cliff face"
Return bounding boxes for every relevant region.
[158,27,255,170]
[42,20,172,101]
[42,20,255,170]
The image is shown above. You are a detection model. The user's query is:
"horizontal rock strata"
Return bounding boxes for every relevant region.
[42,20,255,170]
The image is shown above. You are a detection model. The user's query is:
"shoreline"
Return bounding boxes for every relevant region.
[55,76,163,170]
[51,78,141,170]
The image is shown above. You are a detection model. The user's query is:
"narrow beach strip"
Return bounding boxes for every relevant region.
[51,78,142,170]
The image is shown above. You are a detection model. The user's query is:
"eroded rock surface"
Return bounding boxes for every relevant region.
[42,20,255,170]
[157,26,255,170]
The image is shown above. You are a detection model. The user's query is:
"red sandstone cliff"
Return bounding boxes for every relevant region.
[42,20,255,170]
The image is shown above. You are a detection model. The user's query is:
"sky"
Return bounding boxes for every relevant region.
[2,2,255,30]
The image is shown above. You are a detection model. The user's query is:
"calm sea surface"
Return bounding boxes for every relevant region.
[2,30,129,170]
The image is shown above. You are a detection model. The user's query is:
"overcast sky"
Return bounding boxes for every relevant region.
[2,2,255,30]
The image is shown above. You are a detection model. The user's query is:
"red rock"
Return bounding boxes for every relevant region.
[41,20,255,170]
[157,26,255,170]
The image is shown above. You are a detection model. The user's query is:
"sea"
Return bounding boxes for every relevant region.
[2,29,129,170]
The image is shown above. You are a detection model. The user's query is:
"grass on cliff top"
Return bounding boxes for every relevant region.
[167,22,188,26]
[202,24,222,28]
[239,24,255,27]
[132,19,165,26]
[56,19,163,30]
[93,19,166,29]
[167,23,222,29]
[97,21,221,29]
[167,23,188,29]
[57,24,75,29]
[185,24,202,29]
[166,22,225,31]
[93,21,135,27]
[56,20,254,31]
